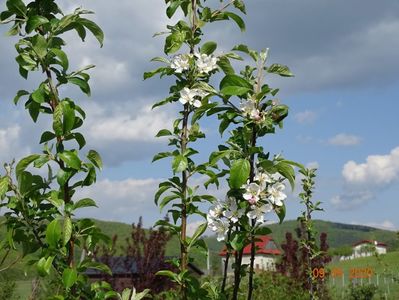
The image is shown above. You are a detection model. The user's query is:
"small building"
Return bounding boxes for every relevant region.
[352,240,387,258]
[86,256,204,292]
[220,236,281,274]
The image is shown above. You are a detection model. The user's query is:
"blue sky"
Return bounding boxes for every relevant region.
[0,0,398,233]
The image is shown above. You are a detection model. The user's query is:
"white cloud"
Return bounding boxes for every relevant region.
[328,133,362,146]
[294,110,318,124]
[332,146,399,210]
[351,220,397,231]
[86,104,172,143]
[75,177,162,224]
[0,125,30,163]
[330,191,374,210]
[342,146,399,186]
[296,135,315,144]
[79,56,131,92]
[306,161,320,169]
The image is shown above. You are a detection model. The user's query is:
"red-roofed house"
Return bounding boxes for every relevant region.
[220,236,281,274]
[352,240,387,258]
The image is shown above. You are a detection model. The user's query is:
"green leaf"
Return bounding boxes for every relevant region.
[13,90,29,105]
[159,195,180,212]
[46,219,61,248]
[53,104,63,136]
[26,16,49,33]
[152,152,173,162]
[156,129,172,137]
[87,150,103,169]
[48,191,63,208]
[51,48,69,71]
[62,101,75,133]
[221,86,251,96]
[40,131,56,143]
[56,169,71,186]
[31,87,45,104]
[276,203,286,224]
[73,198,97,210]
[188,223,207,247]
[156,270,179,283]
[255,226,272,236]
[166,0,183,18]
[233,0,246,14]
[79,18,104,47]
[37,256,54,277]
[80,261,112,275]
[0,176,10,198]
[73,132,86,149]
[217,56,235,75]
[68,77,91,96]
[33,155,49,168]
[220,74,252,96]
[276,162,295,190]
[230,232,246,251]
[143,67,168,80]
[32,35,48,59]
[164,31,185,54]
[267,64,294,77]
[232,44,258,61]
[229,159,250,189]
[200,41,217,55]
[62,268,77,289]
[225,12,245,32]
[16,154,40,179]
[6,0,27,17]
[172,155,188,173]
[63,216,73,246]
[59,151,82,170]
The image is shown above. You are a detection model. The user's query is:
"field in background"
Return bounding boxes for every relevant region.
[327,251,399,299]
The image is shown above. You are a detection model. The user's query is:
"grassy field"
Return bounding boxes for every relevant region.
[327,251,399,299]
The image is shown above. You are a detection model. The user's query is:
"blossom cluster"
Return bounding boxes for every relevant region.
[170,52,218,75]
[207,168,287,241]
[207,196,245,241]
[240,97,262,121]
[179,87,208,108]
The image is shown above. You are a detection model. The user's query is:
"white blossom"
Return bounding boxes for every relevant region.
[267,182,287,206]
[243,182,261,205]
[170,54,190,73]
[179,87,202,108]
[209,219,229,241]
[195,52,218,74]
[254,169,273,189]
[240,99,261,121]
[223,199,245,223]
[247,204,273,224]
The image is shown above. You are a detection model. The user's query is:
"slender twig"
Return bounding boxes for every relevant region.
[211,0,235,18]
[221,227,232,294]
[247,55,265,300]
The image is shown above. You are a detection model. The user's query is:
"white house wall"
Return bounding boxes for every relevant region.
[221,254,277,274]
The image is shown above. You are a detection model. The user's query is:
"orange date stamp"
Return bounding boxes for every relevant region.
[312,267,374,279]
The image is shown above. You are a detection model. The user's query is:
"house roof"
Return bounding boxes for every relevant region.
[219,235,281,256]
[353,240,387,247]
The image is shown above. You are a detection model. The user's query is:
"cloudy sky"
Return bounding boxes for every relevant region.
[1,0,398,233]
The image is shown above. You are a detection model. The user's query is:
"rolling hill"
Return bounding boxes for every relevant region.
[1,216,398,274]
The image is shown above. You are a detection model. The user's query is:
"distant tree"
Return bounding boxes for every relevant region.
[276,231,331,299]
[94,217,173,295]
[276,232,300,279]
[329,246,352,257]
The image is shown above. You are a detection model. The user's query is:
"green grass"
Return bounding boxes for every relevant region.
[14,280,32,300]
[327,251,399,299]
